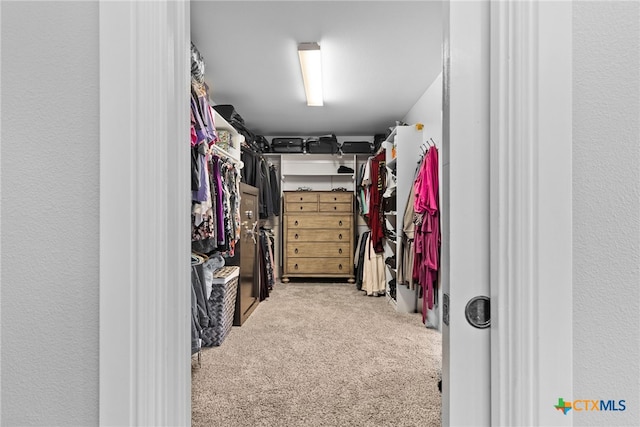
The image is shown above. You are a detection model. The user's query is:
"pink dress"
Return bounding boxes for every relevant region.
[413,146,440,320]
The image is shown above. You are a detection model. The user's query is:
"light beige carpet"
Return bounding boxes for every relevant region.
[192,282,442,427]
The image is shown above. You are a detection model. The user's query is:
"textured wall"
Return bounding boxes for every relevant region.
[573,1,640,425]
[1,1,100,425]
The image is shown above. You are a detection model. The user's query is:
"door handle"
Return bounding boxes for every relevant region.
[465,296,490,329]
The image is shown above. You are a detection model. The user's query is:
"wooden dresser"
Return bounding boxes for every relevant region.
[282,191,355,283]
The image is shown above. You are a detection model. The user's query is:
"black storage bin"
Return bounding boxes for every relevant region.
[213,104,256,145]
[307,134,339,154]
[341,141,373,154]
[272,137,305,153]
[255,135,271,153]
[212,104,244,125]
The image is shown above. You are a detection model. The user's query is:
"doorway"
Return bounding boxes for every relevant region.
[188,0,447,424]
[99,1,574,425]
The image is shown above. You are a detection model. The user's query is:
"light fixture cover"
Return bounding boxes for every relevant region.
[298,42,324,106]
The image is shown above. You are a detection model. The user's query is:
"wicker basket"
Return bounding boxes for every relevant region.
[201,266,239,347]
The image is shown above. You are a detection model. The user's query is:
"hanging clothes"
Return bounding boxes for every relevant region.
[189,77,242,257]
[240,148,281,220]
[398,184,417,290]
[354,231,371,291]
[365,151,386,253]
[356,163,369,217]
[258,228,276,294]
[412,146,440,321]
[259,159,274,219]
[269,164,281,217]
[258,230,272,301]
[361,233,386,296]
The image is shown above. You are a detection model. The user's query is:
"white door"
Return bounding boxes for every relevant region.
[441,1,574,425]
[441,1,492,425]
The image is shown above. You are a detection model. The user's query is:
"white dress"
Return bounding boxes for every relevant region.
[361,235,386,296]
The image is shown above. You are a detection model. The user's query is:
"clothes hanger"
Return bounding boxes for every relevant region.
[210,144,245,169]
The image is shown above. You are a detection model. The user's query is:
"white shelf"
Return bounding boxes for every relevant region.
[384,125,423,314]
[387,157,397,170]
[384,127,398,145]
[268,152,359,192]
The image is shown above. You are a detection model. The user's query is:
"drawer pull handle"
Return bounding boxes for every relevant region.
[295,220,299,226]
[295,234,299,239]
[339,264,343,270]
[334,206,337,210]
[339,248,343,254]
[339,220,343,226]
[295,264,299,270]
[334,197,337,201]
[300,206,303,210]
[339,234,343,240]
[295,248,299,254]
[300,197,303,201]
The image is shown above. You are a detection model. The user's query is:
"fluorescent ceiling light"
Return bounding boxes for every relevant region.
[298,42,324,107]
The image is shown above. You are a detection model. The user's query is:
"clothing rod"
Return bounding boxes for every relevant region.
[210,144,244,169]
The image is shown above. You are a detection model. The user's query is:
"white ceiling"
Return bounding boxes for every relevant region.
[191,1,442,137]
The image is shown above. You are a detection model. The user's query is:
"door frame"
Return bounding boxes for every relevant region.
[98,0,573,424]
[489,1,573,425]
[99,1,191,425]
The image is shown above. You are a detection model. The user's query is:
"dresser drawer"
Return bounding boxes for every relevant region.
[285,202,318,213]
[284,192,319,203]
[286,258,352,275]
[287,229,350,243]
[319,192,352,204]
[319,203,352,213]
[286,215,351,229]
[287,242,350,258]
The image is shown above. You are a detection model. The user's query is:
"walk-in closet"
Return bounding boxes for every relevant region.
[189,2,444,425]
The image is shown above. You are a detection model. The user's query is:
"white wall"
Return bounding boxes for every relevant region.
[403,73,443,149]
[403,73,443,331]
[573,1,640,425]
[1,1,100,425]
